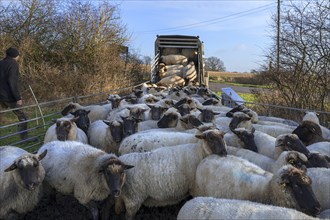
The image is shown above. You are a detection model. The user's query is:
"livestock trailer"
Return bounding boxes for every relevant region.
[151,35,208,87]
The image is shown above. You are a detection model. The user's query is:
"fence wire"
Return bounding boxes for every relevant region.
[1,84,329,153]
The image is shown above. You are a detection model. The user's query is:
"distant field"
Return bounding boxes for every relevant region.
[208,71,254,78]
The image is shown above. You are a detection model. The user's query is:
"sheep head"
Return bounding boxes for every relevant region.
[4,150,47,191]
[275,165,320,217]
[100,157,134,197]
[195,129,227,157]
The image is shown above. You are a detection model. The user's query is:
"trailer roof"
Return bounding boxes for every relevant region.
[156,35,200,39]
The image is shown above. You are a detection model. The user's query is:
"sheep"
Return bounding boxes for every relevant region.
[0,146,47,219]
[137,94,161,104]
[307,141,330,157]
[88,120,123,154]
[63,109,91,134]
[120,115,141,138]
[115,129,227,220]
[215,112,253,132]
[44,117,88,144]
[118,130,199,155]
[157,109,203,131]
[107,94,123,109]
[160,54,188,65]
[253,123,294,138]
[225,105,259,123]
[224,127,276,158]
[303,111,320,125]
[293,121,327,145]
[227,146,307,173]
[319,209,330,219]
[145,104,168,120]
[156,75,186,87]
[192,155,321,217]
[274,133,329,168]
[61,102,109,122]
[307,168,330,211]
[196,107,222,123]
[177,197,319,220]
[303,111,330,139]
[38,141,134,220]
[258,115,299,127]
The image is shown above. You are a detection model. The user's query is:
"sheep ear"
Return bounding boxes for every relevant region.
[4,163,17,172]
[70,116,79,122]
[124,164,134,170]
[324,155,330,163]
[103,120,111,126]
[86,110,91,114]
[51,119,57,123]
[38,150,48,161]
[195,133,206,140]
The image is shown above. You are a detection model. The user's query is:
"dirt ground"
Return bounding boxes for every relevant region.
[17,191,188,220]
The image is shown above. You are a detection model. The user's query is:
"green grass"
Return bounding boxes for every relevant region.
[215,92,257,103]
[210,79,269,89]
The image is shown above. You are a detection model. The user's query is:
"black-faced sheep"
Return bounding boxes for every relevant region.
[88,120,123,154]
[293,121,327,145]
[38,141,134,220]
[61,102,110,123]
[115,129,227,220]
[192,155,321,217]
[0,146,47,219]
[43,117,88,144]
[274,134,329,168]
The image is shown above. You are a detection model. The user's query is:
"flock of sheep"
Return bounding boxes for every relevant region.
[1,82,330,220]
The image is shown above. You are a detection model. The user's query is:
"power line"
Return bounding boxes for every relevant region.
[136,3,276,34]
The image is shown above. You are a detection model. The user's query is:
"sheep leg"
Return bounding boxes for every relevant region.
[99,196,114,220]
[125,203,141,220]
[85,201,99,220]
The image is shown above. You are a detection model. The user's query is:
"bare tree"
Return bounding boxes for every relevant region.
[205,56,226,71]
[0,0,137,100]
[259,0,329,114]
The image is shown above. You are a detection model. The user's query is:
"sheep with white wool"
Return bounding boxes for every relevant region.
[258,115,299,127]
[61,102,110,122]
[214,112,253,132]
[156,75,186,87]
[307,141,330,157]
[0,146,47,219]
[177,197,319,220]
[274,133,329,168]
[293,120,329,145]
[227,146,307,173]
[44,117,88,144]
[191,155,321,217]
[161,54,188,65]
[252,123,294,138]
[119,130,199,155]
[306,168,330,211]
[38,141,134,220]
[115,129,227,220]
[88,120,123,154]
[224,127,277,158]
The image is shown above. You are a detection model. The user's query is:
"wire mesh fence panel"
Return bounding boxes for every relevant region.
[1,85,329,153]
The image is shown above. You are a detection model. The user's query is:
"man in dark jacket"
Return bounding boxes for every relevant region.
[0,47,33,141]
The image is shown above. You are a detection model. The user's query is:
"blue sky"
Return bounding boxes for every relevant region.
[118,0,277,72]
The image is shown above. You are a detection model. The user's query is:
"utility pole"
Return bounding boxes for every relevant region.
[277,0,280,71]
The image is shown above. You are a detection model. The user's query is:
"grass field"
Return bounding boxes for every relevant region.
[208,71,254,78]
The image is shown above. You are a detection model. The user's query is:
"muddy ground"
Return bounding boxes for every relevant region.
[17,191,189,220]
